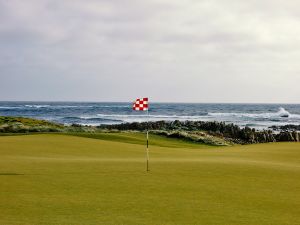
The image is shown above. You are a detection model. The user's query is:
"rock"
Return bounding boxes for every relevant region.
[293,131,299,142]
[269,124,300,132]
[276,132,295,142]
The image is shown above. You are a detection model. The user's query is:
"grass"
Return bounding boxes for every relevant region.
[0,134,300,225]
[0,116,64,133]
[0,116,63,128]
[67,132,215,148]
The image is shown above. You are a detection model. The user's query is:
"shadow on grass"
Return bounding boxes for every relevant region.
[0,173,25,176]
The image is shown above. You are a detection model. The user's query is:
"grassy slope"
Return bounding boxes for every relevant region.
[0,116,63,127]
[67,132,216,148]
[0,134,300,225]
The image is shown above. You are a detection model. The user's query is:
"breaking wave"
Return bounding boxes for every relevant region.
[25,105,51,108]
[208,107,299,119]
[62,116,123,124]
[96,113,210,122]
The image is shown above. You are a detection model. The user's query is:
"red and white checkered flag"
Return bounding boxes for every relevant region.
[133,97,149,111]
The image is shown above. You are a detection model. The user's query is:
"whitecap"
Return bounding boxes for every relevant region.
[25,105,50,108]
[277,107,290,117]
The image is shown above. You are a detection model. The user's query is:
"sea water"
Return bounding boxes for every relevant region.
[0,102,300,130]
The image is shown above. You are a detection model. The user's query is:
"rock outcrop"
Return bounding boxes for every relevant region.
[100,120,300,144]
[270,124,300,132]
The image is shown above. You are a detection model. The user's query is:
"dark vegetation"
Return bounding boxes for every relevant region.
[100,120,300,144]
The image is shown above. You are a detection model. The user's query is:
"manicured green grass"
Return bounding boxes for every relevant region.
[68,132,215,148]
[0,134,300,225]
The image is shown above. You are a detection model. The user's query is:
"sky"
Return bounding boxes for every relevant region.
[0,0,300,103]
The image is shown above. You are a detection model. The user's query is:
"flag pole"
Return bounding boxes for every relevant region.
[146,108,149,172]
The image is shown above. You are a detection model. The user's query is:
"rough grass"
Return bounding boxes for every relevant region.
[0,116,63,127]
[0,116,64,133]
[0,134,300,225]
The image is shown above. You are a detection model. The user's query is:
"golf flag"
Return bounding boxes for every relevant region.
[132,97,150,172]
[133,97,148,111]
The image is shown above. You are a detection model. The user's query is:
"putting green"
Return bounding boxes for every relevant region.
[0,134,299,225]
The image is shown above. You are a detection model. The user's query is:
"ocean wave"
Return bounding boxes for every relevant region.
[25,105,51,108]
[0,106,22,109]
[93,114,212,123]
[24,105,93,109]
[208,107,300,119]
[62,116,122,123]
[96,114,169,118]
[96,114,208,119]
[96,105,129,108]
[22,104,129,109]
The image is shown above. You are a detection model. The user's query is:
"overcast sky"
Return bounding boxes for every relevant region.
[0,0,300,103]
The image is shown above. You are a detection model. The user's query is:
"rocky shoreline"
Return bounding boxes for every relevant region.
[269,124,300,132]
[100,120,300,144]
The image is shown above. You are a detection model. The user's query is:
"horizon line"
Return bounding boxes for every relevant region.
[0,100,299,105]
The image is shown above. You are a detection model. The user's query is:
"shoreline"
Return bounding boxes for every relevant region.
[1,116,300,145]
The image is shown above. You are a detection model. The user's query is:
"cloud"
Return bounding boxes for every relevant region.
[0,0,300,102]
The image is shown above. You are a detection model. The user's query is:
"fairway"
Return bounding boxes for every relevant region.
[0,134,300,225]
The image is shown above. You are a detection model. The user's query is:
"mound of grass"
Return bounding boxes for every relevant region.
[0,116,64,133]
[0,134,300,225]
[152,130,230,146]
[0,116,62,127]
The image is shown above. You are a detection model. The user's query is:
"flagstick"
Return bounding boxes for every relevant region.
[146,108,149,172]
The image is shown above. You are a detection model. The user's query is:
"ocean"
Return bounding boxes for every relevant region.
[0,102,300,130]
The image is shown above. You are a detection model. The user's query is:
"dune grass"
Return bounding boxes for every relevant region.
[0,116,62,127]
[0,134,300,225]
